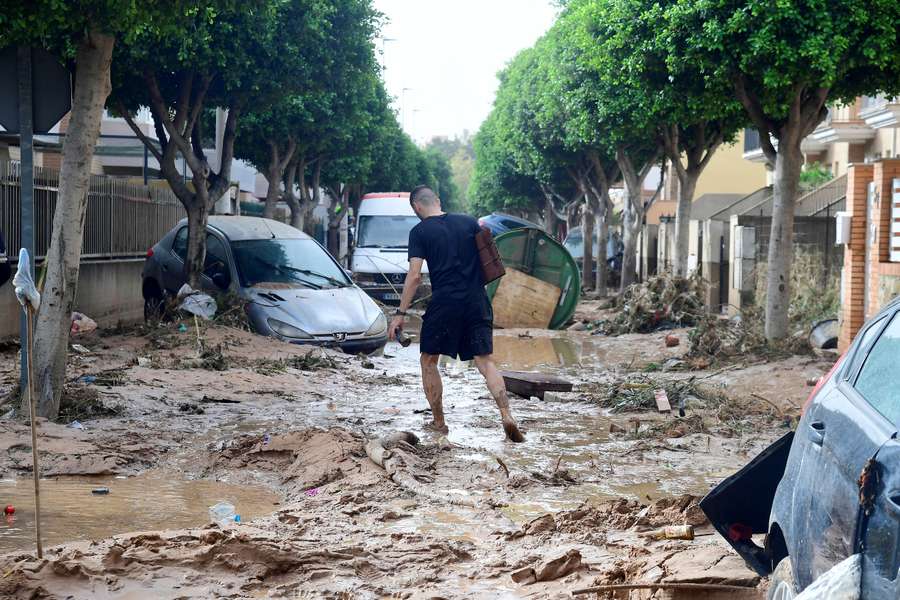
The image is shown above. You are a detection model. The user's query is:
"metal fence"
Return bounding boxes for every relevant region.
[0,160,185,262]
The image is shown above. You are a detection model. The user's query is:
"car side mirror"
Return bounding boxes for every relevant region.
[212,271,230,290]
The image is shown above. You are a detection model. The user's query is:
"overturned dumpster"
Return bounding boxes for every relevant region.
[487,228,580,330]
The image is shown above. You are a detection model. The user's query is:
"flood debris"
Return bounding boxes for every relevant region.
[581,374,727,414]
[501,370,573,399]
[594,273,706,335]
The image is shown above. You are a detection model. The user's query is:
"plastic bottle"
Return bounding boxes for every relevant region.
[644,525,695,540]
[209,501,237,526]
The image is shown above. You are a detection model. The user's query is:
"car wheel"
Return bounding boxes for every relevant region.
[767,557,797,600]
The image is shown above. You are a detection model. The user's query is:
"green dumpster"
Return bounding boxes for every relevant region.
[487,228,581,330]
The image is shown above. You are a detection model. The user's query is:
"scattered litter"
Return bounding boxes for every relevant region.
[808,319,839,350]
[68,420,85,430]
[4,505,14,515]
[208,501,236,527]
[71,344,91,354]
[91,487,110,495]
[178,323,188,333]
[654,389,671,413]
[176,284,217,320]
[665,334,680,347]
[305,488,319,497]
[12,249,40,310]
[178,403,204,415]
[263,434,270,445]
[137,356,151,367]
[70,312,98,334]
[77,375,96,384]
[641,524,695,540]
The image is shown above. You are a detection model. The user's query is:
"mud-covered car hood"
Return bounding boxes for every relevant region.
[244,285,382,335]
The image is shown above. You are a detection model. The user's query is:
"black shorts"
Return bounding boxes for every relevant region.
[420,291,493,361]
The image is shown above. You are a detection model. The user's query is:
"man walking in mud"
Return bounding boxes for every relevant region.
[388,185,525,443]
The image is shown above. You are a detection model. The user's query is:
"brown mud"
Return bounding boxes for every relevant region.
[0,318,833,598]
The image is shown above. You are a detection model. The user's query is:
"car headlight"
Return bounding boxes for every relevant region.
[365,313,387,337]
[267,318,313,339]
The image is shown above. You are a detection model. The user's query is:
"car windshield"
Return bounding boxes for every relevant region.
[231,238,350,289]
[356,215,419,248]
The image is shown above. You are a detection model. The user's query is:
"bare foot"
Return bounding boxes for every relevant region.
[424,421,449,435]
[502,420,526,443]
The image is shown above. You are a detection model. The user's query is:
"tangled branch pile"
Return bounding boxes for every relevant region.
[597,274,707,334]
[688,307,809,360]
[582,374,728,413]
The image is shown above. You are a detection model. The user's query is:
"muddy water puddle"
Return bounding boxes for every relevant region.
[0,470,280,552]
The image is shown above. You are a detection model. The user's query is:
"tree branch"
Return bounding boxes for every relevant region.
[144,71,195,165]
[734,76,778,164]
[118,101,163,163]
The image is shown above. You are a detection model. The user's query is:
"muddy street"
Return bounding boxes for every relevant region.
[0,318,831,599]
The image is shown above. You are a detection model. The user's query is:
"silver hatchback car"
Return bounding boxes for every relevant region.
[142,216,388,354]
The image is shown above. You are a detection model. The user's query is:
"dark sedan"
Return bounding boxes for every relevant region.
[701,296,900,598]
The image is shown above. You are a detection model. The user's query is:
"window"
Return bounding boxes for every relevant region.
[356,216,419,248]
[205,234,228,272]
[844,317,886,381]
[172,227,188,261]
[855,313,900,426]
[231,238,350,289]
[204,234,230,287]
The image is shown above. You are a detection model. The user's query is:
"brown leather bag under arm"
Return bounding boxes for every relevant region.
[475,226,506,284]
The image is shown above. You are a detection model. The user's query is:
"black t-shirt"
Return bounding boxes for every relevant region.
[408,213,484,302]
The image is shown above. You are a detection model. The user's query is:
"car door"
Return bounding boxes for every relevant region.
[850,310,900,597]
[199,232,233,293]
[789,313,894,589]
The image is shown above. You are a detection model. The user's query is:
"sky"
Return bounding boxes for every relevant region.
[373,0,559,144]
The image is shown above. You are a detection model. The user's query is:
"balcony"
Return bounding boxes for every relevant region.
[742,128,825,163]
[811,102,875,144]
[859,95,900,130]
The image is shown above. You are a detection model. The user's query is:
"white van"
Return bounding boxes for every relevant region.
[351,192,429,304]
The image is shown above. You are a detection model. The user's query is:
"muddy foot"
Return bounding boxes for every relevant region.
[503,420,526,443]
[424,421,449,435]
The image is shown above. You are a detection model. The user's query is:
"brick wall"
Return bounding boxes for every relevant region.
[840,159,900,351]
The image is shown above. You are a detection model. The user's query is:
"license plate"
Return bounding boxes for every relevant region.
[383,293,401,300]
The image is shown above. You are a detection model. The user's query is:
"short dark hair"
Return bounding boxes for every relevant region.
[410,185,439,206]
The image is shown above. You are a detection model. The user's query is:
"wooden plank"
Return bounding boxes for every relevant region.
[491,268,561,329]
[501,370,573,400]
[654,389,671,413]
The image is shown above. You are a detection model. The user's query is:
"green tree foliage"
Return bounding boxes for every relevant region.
[570,0,746,276]
[2,2,185,418]
[668,0,900,338]
[111,0,332,286]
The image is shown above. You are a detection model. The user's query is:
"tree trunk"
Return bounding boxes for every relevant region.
[545,196,559,240]
[672,172,698,277]
[581,198,594,291]
[765,139,803,340]
[262,138,295,220]
[283,158,302,229]
[621,202,641,291]
[30,31,114,419]
[185,198,209,289]
[595,199,609,297]
[263,169,280,220]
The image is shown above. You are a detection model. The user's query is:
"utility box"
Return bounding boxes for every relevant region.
[835,211,852,245]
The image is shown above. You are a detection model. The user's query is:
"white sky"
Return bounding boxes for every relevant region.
[373,0,559,144]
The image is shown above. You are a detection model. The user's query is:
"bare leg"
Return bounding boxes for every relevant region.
[420,353,448,434]
[473,354,525,443]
